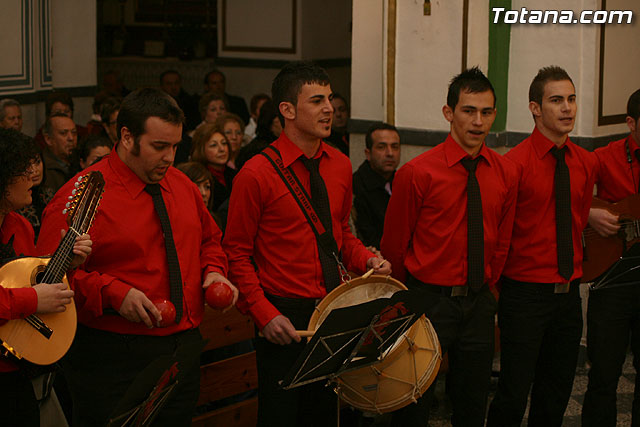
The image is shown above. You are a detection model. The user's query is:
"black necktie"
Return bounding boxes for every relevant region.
[634,150,640,193]
[301,157,341,292]
[552,147,574,281]
[460,157,484,291]
[145,184,183,322]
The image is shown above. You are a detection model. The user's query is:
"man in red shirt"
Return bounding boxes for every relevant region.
[37,88,235,426]
[581,88,640,427]
[223,61,389,426]
[0,129,91,426]
[487,66,598,426]
[381,67,517,426]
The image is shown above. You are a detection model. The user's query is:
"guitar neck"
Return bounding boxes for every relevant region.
[41,227,80,284]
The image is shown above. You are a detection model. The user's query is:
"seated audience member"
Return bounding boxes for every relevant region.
[251,100,282,144]
[42,113,78,194]
[245,93,270,140]
[176,162,219,225]
[86,92,109,135]
[216,138,271,230]
[17,148,54,241]
[326,93,349,155]
[102,70,130,98]
[99,97,121,144]
[216,113,245,170]
[353,123,401,248]
[194,92,227,133]
[0,128,91,427]
[191,123,236,211]
[160,69,200,131]
[0,99,23,132]
[76,134,113,172]
[35,91,88,149]
[203,69,250,124]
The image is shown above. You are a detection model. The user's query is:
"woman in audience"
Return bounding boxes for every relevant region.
[190,123,236,211]
[191,92,227,137]
[216,113,245,170]
[17,147,54,241]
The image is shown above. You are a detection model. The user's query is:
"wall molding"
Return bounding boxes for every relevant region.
[0,0,33,92]
[7,85,97,105]
[349,118,627,151]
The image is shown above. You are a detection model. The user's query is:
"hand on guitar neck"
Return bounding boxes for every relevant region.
[34,282,74,314]
[64,230,93,269]
[588,207,621,237]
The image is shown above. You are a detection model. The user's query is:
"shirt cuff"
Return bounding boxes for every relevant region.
[250,298,282,331]
[203,266,225,282]
[101,280,132,311]
[10,287,38,319]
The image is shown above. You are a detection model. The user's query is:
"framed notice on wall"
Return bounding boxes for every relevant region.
[598,0,640,125]
[220,0,297,54]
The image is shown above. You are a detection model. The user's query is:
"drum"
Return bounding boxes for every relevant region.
[308,275,441,414]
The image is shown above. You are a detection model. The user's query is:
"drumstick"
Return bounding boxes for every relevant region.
[362,259,387,279]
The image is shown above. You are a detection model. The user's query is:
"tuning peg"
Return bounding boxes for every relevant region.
[68,195,73,200]
[71,189,77,195]
[62,209,67,214]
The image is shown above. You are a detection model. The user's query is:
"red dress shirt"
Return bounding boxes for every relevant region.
[37,151,228,335]
[223,133,374,329]
[502,127,597,283]
[0,212,38,371]
[380,135,518,290]
[593,135,639,201]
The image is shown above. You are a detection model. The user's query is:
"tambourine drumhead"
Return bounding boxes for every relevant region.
[308,275,441,414]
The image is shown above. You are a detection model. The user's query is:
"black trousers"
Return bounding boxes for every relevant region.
[487,277,582,427]
[0,370,39,427]
[582,283,640,427]
[254,295,338,427]
[61,325,203,427]
[390,277,497,427]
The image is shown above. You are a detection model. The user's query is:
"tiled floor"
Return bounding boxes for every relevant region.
[428,349,636,426]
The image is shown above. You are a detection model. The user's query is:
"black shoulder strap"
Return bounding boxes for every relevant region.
[260,145,340,258]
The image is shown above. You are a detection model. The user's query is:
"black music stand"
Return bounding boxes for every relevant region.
[280,290,423,390]
[107,339,204,427]
[590,243,640,291]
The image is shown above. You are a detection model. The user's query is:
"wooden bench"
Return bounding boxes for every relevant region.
[192,306,258,427]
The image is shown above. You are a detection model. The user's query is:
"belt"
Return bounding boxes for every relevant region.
[502,277,580,294]
[407,275,484,297]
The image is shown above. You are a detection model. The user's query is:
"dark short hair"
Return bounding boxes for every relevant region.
[250,93,270,115]
[204,69,225,85]
[117,88,185,143]
[331,93,349,108]
[160,70,180,83]
[365,122,399,150]
[45,91,74,117]
[198,92,227,119]
[627,88,640,122]
[43,112,74,137]
[176,161,214,211]
[79,134,113,163]
[99,97,122,124]
[271,61,330,125]
[255,100,280,142]
[529,66,574,105]
[447,66,496,110]
[0,129,39,203]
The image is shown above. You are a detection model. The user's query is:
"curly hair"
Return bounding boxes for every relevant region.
[0,128,39,203]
